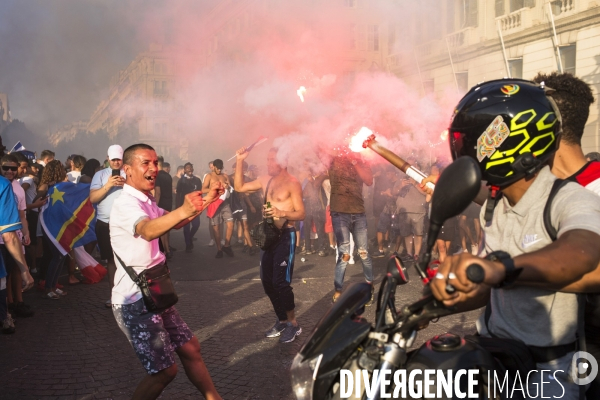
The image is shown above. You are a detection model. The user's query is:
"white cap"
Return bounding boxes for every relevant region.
[107,144,123,160]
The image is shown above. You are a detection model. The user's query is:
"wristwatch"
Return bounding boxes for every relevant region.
[485,250,522,288]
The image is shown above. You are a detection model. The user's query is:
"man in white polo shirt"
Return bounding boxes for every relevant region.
[110,143,222,400]
[90,144,126,307]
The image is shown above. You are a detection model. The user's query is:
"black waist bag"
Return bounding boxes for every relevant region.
[251,220,283,251]
[115,253,178,312]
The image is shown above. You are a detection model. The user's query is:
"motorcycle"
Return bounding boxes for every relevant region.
[291,157,509,400]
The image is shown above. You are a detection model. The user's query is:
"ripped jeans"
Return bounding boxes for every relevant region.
[331,212,373,291]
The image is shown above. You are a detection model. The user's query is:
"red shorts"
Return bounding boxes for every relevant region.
[324,205,333,233]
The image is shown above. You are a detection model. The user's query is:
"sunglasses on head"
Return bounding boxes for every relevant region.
[2,165,18,172]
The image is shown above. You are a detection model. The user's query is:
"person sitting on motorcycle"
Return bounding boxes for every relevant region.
[429,79,600,399]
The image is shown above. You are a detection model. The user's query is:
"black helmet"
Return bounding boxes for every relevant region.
[449,79,561,188]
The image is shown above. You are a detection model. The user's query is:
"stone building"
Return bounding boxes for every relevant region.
[388,0,600,153]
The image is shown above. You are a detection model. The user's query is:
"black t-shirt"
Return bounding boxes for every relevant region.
[155,170,173,210]
[176,174,203,207]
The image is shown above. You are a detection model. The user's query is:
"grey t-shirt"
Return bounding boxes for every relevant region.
[477,166,600,347]
[396,183,426,214]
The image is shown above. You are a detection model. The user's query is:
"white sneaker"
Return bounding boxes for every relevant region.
[471,245,478,255]
[208,239,215,246]
[348,257,355,265]
[221,240,225,246]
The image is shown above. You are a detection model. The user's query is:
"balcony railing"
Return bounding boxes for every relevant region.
[499,9,522,31]
[446,30,465,48]
[550,0,575,15]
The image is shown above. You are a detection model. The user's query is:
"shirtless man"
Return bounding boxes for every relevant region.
[234,147,305,343]
[202,159,234,258]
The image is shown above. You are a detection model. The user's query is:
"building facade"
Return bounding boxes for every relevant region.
[388,0,600,153]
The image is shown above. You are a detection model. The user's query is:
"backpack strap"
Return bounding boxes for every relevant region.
[543,179,569,241]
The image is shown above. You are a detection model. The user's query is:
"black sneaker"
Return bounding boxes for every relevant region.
[222,246,234,257]
[215,250,223,259]
[185,245,192,253]
[14,302,34,318]
[372,250,386,258]
[242,245,249,253]
[248,247,257,256]
[265,320,287,337]
[279,322,302,343]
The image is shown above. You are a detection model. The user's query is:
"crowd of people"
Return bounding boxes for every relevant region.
[2,71,600,399]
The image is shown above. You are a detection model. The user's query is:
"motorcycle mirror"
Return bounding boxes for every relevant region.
[418,157,482,277]
[430,156,481,225]
[387,256,409,285]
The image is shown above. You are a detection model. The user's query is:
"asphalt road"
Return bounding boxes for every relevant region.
[0,224,481,399]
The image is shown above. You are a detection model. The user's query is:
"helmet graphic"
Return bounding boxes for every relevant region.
[449,79,561,188]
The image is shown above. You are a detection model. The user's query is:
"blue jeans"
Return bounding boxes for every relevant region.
[183,215,200,248]
[331,212,373,291]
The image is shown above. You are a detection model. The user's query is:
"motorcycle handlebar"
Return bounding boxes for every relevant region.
[445,264,485,294]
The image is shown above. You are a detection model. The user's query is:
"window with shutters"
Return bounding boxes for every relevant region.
[456,72,469,92]
[446,0,455,34]
[388,24,396,54]
[495,0,505,16]
[461,0,478,28]
[368,25,379,51]
[510,0,534,12]
[509,59,523,79]
[560,45,576,75]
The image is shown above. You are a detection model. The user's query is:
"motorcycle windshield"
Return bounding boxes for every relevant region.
[298,282,372,360]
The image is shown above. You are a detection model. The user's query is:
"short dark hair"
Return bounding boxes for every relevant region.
[184,162,193,169]
[40,150,55,160]
[532,72,595,146]
[586,152,600,162]
[1,154,19,165]
[163,162,170,168]
[12,152,29,165]
[177,165,184,171]
[123,143,155,165]
[213,159,224,170]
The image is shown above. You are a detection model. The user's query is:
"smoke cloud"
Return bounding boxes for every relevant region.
[1,0,460,172]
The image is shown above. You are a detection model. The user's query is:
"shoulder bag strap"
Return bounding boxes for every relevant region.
[114,251,141,285]
[263,178,274,205]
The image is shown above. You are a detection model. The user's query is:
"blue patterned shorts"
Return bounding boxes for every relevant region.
[112,299,194,374]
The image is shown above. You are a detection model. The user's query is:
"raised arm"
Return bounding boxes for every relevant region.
[136,181,224,241]
[234,147,263,193]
